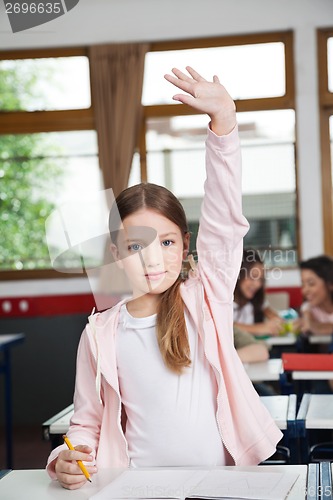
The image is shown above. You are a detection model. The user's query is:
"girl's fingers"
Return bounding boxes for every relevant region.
[165,67,208,95]
[60,449,93,462]
[184,66,206,82]
[74,444,93,454]
[164,74,194,94]
[172,93,195,105]
[171,67,197,82]
[58,472,88,490]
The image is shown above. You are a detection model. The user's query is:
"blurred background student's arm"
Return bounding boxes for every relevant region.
[234,327,269,363]
[296,309,333,335]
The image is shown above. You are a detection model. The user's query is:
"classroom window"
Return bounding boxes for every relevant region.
[0,48,95,279]
[143,110,296,266]
[0,56,90,111]
[139,32,297,268]
[143,42,285,105]
[328,37,333,93]
[0,130,100,271]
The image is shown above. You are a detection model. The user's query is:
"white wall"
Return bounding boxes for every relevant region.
[0,0,332,294]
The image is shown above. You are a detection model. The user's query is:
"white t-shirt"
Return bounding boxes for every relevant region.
[233,302,255,324]
[116,304,226,467]
[233,299,269,325]
[301,302,333,323]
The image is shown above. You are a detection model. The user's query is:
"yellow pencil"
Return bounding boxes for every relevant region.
[62,435,92,483]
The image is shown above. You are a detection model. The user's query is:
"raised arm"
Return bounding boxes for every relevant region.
[164,67,249,302]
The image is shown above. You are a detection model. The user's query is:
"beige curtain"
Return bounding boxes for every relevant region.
[89,42,149,198]
[88,43,149,306]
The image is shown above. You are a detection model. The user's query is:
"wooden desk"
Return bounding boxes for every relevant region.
[43,404,74,448]
[260,394,296,431]
[0,466,309,500]
[292,370,333,381]
[297,394,333,430]
[308,334,333,345]
[244,358,283,382]
[297,393,333,463]
[0,333,25,469]
[264,333,298,347]
[280,353,333,397]
[260,394,298,464]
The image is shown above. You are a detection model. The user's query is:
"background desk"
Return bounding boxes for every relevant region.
[0,466,309,500]
[260,394,298,463]
[43,404,74,449]
[264,333,298,347]
[297,394,333,463]
[244,358,283,383]
[308,334,333,345]
[0,333,25,469]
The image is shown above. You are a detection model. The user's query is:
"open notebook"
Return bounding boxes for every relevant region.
[89,468,299,500]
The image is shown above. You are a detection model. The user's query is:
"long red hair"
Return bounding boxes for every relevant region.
[109,183,191,373]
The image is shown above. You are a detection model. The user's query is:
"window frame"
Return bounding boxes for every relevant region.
[0,46,95,280]
[318,28,333,254]
[0,31,297,279]
[139,31,298,267]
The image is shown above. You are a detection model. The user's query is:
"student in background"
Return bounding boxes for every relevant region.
[46,67,282,489]
[233,249,284,336]
[295,255,333,336]
[295,255,333,393]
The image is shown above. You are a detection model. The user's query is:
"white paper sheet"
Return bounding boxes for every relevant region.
[89,469,208,500]
[89,468,299,500]
[190,468,299,500]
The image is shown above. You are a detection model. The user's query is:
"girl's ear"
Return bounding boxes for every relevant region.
[110,243,124,269]
[183,232,190,260]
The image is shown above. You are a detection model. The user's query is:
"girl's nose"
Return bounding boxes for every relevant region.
[143,240,162,268]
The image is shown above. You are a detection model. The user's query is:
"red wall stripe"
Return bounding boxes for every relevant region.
[0,294,96,318]
[0,287,303,319]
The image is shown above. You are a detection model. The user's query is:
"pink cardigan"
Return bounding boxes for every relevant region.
[47,126,282,478]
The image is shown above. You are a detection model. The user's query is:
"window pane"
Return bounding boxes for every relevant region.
[145,110,296,266]
[143,42,285,105]
[328,37,333,93]
[0,56,91,111]
[0,131,100,271]
[128,152,141,187]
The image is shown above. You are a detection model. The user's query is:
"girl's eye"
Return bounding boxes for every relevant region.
[128,243,143,252]
[162,240,173,247]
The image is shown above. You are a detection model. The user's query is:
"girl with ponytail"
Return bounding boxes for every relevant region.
[47,67,282,490]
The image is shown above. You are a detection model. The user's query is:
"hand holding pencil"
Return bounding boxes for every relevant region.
[54,435,97,490]
[63,435,92,483]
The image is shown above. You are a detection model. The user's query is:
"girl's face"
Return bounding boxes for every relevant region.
[112,208,189,298]
[301,269,332,307]
[239,262,264,300]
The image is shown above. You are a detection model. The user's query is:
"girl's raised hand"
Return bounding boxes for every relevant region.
[55,445,97,490]
[164,66,236,136]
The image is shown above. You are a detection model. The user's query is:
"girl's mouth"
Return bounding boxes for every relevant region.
[145,272,166,281]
